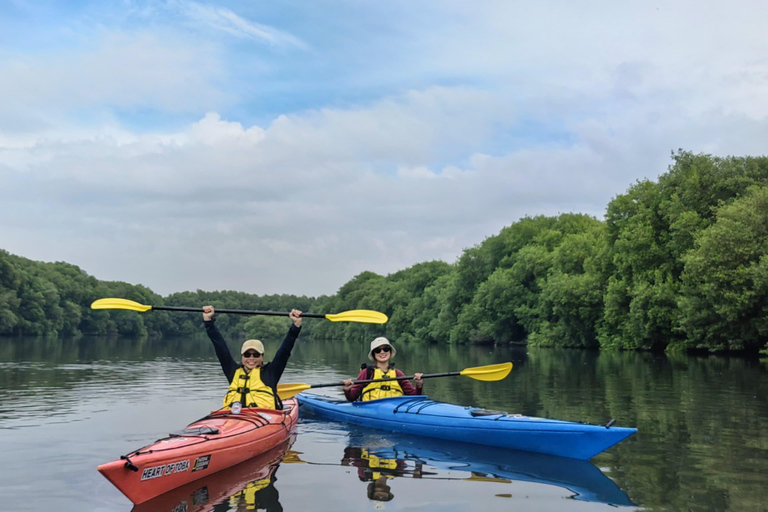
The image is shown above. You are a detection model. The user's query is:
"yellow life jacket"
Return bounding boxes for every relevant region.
[229,477,272,509]
[361,448,397,480]
[222,367,276,410]
[361,367,403,401]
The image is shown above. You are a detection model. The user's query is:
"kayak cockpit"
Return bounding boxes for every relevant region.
[169,426,220,437]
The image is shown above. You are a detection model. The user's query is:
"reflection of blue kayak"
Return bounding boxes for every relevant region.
[297,393,637,460]
[334,424,634,507]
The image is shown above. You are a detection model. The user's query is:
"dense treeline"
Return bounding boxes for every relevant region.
[308,151,768,355]
[0,251,162,338]
[2,151,768,354]
[0,250,317,340]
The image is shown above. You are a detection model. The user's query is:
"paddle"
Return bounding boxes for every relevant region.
[90,298,388,324]
[277,362,512,399]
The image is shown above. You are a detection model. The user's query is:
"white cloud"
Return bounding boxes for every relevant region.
[2,1,768,296]
[4,82,766,297]
[0,31,226,118]
[397,166,437,180]
[187,112,267,146]
[171,0,308,49]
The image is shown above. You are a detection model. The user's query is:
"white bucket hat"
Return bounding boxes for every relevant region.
[368,337,396,361]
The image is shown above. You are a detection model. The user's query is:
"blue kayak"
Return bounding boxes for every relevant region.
[297,393,637,460]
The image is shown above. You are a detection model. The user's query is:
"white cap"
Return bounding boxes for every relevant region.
[368,337,396,361]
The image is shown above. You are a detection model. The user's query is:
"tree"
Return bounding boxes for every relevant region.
[679,186,768,352]
[601,151,768,350]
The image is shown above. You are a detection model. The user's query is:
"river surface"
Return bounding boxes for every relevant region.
[1,334,767,511]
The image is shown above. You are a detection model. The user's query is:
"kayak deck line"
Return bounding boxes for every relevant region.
[361,396,619,428]
[120,414,272,461]
[298,393,637,460]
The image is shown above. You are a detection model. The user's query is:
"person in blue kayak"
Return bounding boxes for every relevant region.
[203,305,302,411]
[343,337,423,401]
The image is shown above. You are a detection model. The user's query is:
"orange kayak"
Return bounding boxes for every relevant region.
[98,398,299,504]
[131,434,296,512]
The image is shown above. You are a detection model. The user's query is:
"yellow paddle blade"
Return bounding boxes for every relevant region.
[459,362,513,382]
[91,298,152,312]
[277,383,312,399]
[325,310,388,324]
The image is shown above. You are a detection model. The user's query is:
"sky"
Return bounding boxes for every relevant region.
[1,0,767,298]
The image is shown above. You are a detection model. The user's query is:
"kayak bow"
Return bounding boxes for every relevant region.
[98,398,299,504]
[131,435,296,512]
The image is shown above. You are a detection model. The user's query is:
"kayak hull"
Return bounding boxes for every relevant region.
[297,394,635,460]
[98,398,299,504]
[131,434,296,512]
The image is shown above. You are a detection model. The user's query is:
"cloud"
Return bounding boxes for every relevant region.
[170,0,308,49]
[2,0,768,296]
[0,30,226,123]
[3,78,767,297]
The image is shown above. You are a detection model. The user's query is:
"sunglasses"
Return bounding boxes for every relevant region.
[243,351,262,358]
[373,346,391,354]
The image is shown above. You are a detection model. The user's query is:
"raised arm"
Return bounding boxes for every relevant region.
[260,309,303,387]
[202,305,239,382]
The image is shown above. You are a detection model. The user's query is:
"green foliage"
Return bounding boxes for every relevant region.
[0,249,315,340]
[600,151,768,351]
[4,151,768,355]
[530,225,608,348]
[450,214,606,348]
[679,186,768,351]
[311,262,453,344]
[0,250,105,337]
[242,316,291,340]
[163,289,315,340]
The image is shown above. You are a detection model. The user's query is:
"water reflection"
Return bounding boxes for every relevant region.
[131,436,295,512]
[1,334,767,511]
[292,424,634,507]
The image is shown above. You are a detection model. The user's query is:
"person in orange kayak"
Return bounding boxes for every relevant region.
[343,337,423,401]
[203,305,302,410]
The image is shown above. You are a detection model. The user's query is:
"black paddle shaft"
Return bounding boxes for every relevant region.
[151,305,326,318]
[310,371,462,389]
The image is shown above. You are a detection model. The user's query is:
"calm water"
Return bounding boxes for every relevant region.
[1,334,767,511]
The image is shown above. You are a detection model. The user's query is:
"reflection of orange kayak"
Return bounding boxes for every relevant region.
[131,434,295,512]
[98,398,299,504]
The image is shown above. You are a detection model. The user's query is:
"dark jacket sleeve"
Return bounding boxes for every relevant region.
[397,369,423,395]
[260,324,301,389]
[344,368,369,402]
[204,319,239,383]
